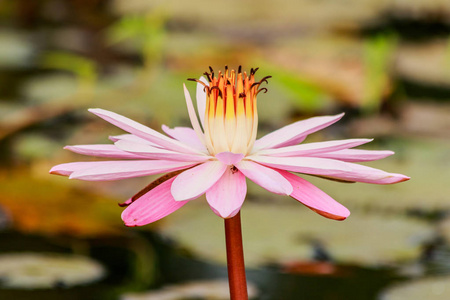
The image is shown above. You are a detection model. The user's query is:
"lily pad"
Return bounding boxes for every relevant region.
[395,40,450,87]
[21,74,79,104]
[0,253,105,289]
[0,30,35,68]
[380,276,450,300]
[121,280,258,300]
[13,133,62,161]
[111,0,384,34]
[158,202,434,267]
[259,35,394,109]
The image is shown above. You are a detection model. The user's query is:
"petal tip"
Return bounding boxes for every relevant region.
[398,175,411,182]
[310,206,351,221]
[336,112,345,119]
[49,166,69,176]
[387,174,410,184]
[123,222,138,227]
[210,206,241,219]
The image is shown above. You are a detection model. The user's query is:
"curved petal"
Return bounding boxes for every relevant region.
[64,144,148,159]
[307,149,395,162]
[215,152,244,165]
[248,155,410,184]
[278,170,350,220]
[171,160,227,201]
[252,113,344,152]
[235,160,293,195]
[50,162,90,176]
[196,76,208,129]
[109,134,156,145]
[161,125,207,153]
[60,160,198,181]
[183,84,205,144]
[206,167,247,218]
[255,139,373,157]
[88,108,201,154]
[114,140,211,162]
[121,177,188,226]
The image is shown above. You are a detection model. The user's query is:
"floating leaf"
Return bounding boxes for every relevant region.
[380,276,450,300]
[0,30,35,68]
[0,253,105,289]
[158,202,434,267]
[121,280,258,300]
[395,40,450,87]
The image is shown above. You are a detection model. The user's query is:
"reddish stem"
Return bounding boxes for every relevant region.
[224,211,248,300]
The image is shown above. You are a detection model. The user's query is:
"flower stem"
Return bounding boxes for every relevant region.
[224,211,248,300]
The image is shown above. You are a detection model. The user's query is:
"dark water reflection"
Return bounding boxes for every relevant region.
[0,230,402,300]
[0,231,151,300]
[148,232,399,300]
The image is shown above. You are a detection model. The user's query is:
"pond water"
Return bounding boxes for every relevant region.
[0,230,405,300]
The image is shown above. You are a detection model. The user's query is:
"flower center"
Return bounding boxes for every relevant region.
[191,66,270,155]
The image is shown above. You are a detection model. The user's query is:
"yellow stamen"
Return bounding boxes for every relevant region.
[198,66,270,155]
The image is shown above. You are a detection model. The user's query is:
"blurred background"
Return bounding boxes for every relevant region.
[0,0,450,299]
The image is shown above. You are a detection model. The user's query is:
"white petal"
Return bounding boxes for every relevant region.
[206,167,247,218]
[196,76,208,129]
[255,139,372,157]
[66,160,198,181]
[183,84,205,144]
[64,144,148,159]
[109,134,156,145]
[215,152,244,165]
[171,160,227,201]
[161,125,207,153]
[89,108,201,154]
[115,140,210,162]
[248,155,410,184]
[252,113,344,152]
[308,149,395,162]
[236,160,293,195]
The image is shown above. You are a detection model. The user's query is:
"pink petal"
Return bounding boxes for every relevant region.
[109,134,156,145]
[248,155,410,184]
[118,198,133,207]
[255,139,373,157]
[64,144,148,159]
[114,140,211,162]
[308,149,395,162]
[49,162,90,176]
[161,125,207,153]
[196,76,208,129]
[171,160,227,201]
[215,152,245,165]
[88,108,201,154]
[121,177,188,226]
[252,113,344,151]
[206,167,247,218]
[66,160,198,181]
[279,170,350,220]
[235,160,293,195]
[183,84,205,143]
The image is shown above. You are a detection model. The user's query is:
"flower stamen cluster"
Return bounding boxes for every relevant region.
[189,66,270,155]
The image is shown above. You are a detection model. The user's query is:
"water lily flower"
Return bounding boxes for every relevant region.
[50,67,409,226]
